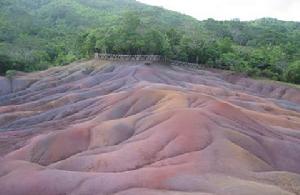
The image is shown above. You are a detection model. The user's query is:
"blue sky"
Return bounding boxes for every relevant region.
[138,0,300,21]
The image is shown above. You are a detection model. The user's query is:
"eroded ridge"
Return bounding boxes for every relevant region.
[0,60,300,195]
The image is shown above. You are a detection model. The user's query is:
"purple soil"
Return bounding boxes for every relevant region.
[0,60,300,195]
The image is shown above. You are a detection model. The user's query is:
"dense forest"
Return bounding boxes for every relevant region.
[1,0,300,83]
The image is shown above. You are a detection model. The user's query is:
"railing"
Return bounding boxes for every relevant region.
[94,53,203,69]
[94,53,165,62]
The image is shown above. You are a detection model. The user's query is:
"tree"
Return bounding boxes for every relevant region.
[6,70,17,93]
[285,61,300,84]
[1,0,300,84]
[144,29,170,56]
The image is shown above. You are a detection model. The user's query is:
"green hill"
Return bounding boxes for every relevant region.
[0,0,300,83]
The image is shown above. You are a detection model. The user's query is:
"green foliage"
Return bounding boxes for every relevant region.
[285,61,300,84]
[0,54,24,75]
[0,0,299,84]
[5,69,17,79]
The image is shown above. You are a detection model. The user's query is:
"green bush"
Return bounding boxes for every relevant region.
[5,69,17,79]
[260,69,280,80]
[284,61,300,84]
[245,67,260,77]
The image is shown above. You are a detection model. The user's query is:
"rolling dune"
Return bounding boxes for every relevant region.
[0,60,300,195]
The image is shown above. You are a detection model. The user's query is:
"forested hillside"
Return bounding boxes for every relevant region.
[1,0,300,83]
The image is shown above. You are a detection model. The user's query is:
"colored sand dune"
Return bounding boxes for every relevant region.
[0,60,300,195]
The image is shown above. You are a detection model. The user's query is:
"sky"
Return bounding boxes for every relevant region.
[138,0,300,21]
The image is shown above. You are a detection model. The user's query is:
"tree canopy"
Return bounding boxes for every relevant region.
[1,0,300,84]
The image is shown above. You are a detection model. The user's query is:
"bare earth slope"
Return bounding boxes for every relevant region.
[0,60,300,195]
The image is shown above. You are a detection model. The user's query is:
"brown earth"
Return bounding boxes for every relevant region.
[0,60,300,195]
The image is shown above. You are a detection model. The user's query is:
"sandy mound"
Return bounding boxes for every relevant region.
[0,60,300,195]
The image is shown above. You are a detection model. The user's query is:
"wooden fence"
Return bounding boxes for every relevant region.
[94,53,165,62]
[94,53,203,69]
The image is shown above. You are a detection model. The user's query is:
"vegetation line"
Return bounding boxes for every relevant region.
[0,0,299,84]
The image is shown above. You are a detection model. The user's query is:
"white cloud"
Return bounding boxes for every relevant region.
[138,0,300,21]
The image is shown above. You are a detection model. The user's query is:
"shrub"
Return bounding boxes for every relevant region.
[5,69,17,79]
[284,61,300,84]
